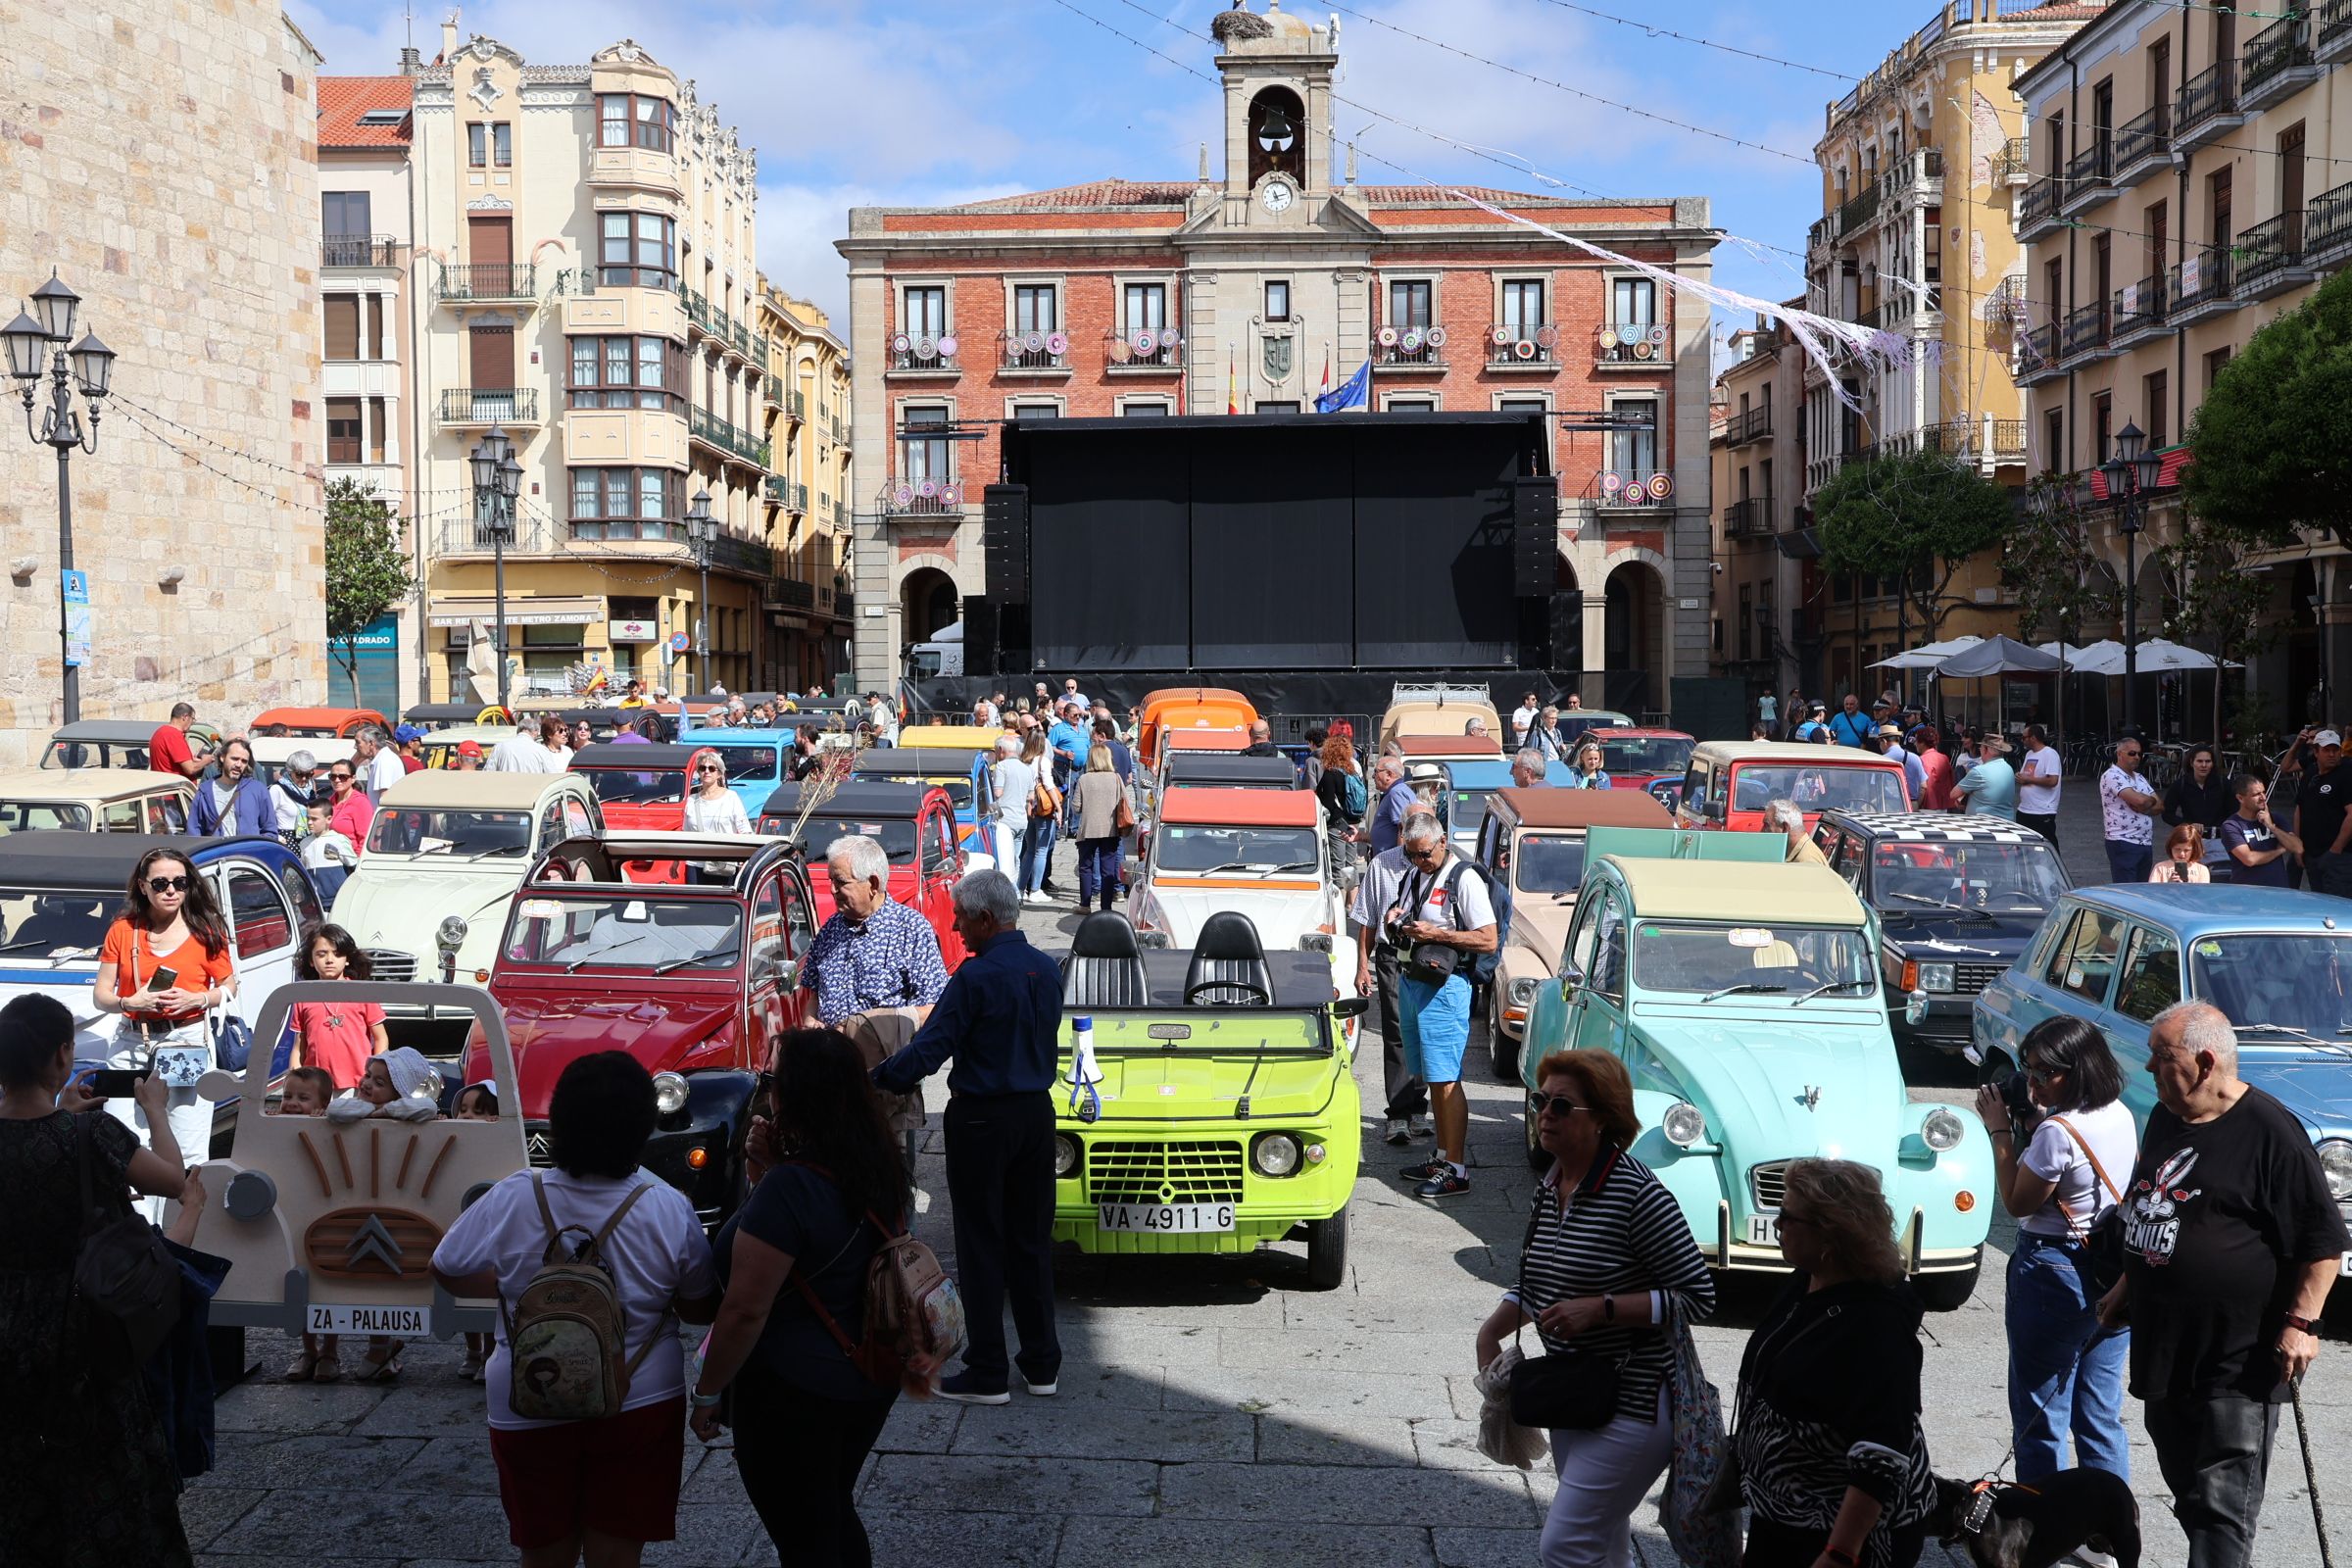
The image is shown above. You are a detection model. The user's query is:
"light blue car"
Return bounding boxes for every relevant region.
[1972,883,2352,1242]
[686,727,806,817]
[1518,827,1994,1308]
[1444,758,1579,858]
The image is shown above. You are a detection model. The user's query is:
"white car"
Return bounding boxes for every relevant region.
[1128,786,1355,985]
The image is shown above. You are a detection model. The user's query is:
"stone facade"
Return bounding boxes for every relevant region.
[0,0,326,761]
[756,283,855,691]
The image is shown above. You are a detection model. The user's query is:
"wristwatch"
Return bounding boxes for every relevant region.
[2283,1311,2322,1336]
[1601,1294,1617,1323]
[689,1387,723,1408]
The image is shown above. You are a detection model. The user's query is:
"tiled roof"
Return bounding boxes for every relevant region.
[318,76,414,149]
[948,178,1617,213]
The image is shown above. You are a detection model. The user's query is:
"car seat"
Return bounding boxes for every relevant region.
[1184,910,1274,1005]
[1062,910,1150,1008]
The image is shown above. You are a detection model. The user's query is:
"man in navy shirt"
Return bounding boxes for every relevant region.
[875,868,1063,1403]
[1365,754,1413,855]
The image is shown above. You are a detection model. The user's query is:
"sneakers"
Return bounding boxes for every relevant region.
[1382,1117,1410,1146]
[1021,1375,1058,1397]
[1398,1156,1447,1181]
[1022,890,1054,906]
[1407,1112,1435,1140]
[1415,1168,1472,1200]
[934,1369,1010,1405]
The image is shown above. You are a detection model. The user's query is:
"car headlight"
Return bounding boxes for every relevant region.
[1917,962,1957,995]
[651,1071,688,1116]
[2319,1138,2352,1202]
[1508,977,1542,1006]
[1661,1102,1706,1148]
[1300,933,1333,954]
[436,914,468,951]
[1054,1134,1080,1178]
[1922,1107,1966,1152]
[1252,1132,1302,1177]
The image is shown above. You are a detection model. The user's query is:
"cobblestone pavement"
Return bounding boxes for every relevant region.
[184,788,2347,1566]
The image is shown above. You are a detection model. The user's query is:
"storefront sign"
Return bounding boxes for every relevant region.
[609,619,659,642]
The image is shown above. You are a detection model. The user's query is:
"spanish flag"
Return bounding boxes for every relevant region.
[1227,349,1238,416]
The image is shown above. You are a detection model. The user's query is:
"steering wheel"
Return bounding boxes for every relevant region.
[1185,978,1271,1005]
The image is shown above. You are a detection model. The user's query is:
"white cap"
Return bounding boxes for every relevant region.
[2318,729,2343,748]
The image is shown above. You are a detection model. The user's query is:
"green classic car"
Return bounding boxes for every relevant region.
[1518,827,1992,1308]
[1051,909,1367,1289]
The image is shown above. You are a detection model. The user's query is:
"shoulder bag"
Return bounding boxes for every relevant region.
[2052,1115,2129,1297]
[1658,1295,1743,1567]
[72,1112,182,1363]
[125,937,212,1090]
[1503,1188,1625,1431]
[1399,863,1466,985]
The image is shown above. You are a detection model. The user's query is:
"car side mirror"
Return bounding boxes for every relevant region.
[1331,995,1370,1020]
[1904,988,1930,1026]
[1559,964,1585,999]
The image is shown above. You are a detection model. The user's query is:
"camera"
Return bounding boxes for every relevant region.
[1993,1064,2038,1130]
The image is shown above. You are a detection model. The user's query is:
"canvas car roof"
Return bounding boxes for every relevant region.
[0,767,188,799]
[1602,855,1865,925]
[1694,740,1904,767]
[570,744,699,769]
[48,720,163,743]
[1494,787,1673,830]
[757,780,933,820]
[1156,787,1319,827]
[1162,727,1250,753]
[1163,753,1297,786]
[853,748,985,776]
[1396,734,1502,757]
[0,831,284,891]
[897,724,1002,749]
[380,770,583,808]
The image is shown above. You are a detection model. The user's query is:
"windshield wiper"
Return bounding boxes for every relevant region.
[1190,860,1294,877]
[0,936,95,956]
[1792,979,1874,1004]
[568,932,658,972]
[654,943,740,975]
[1700,982,1788,1003]
[2236,1021,2327,1045]
[1884,892,1980,916]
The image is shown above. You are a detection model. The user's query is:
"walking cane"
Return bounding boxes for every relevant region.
[2292,1378,2336,1568]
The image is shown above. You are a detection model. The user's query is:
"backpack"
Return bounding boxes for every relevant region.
[787,1171,967,1392]
[1437,859,1508,988]
[501,1176,659,1422]
[1341,768,1369,818]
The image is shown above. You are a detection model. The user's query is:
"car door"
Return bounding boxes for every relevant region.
[776,867,817,1030]
[747,870,788,1061]
[2102,923,2180,1127]
[219,857,302,1074]
[921,804,968,968]
[101,797,142,833]
[145,792,188,833]
[1563,886,1630,1057]
[1995,905,2129,1081]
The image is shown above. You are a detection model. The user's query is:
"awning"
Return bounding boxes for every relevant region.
[428,596,602,628]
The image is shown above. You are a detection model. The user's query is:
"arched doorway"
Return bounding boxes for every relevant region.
[900,567,959,645]
[1603,559,1667,714]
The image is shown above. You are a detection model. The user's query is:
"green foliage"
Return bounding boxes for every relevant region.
[1813,448,2013,638]
[2002,474,2119,646]
[2182,265,2352,553]
[323,477,415,704]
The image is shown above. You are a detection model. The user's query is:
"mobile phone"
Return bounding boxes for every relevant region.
[90,1069,146,1099]
[146,965,179,994]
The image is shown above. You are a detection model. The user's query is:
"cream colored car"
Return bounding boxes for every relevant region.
[1378,681,1500,750]
[0,766,193,835]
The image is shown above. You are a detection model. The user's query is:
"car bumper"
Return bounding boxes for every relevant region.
[1704,1199,1982,1275]
[526,1107,747,1225]
[1049,1134,1355,1254]
[1889,995,1977,1054]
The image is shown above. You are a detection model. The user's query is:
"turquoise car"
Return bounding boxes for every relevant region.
[1518,827,1993,1308]
[686,727,805,816]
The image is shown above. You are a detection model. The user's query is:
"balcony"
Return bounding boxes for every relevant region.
[2014,322,2062,386]
[2060,300,2111,362]
[785,389,806,422]
[2114,104,2173,184]
[1723,496,1775,538]
[1915,417,2028,467]
[438,387,540,426]
[768,577,815,611]
[764,476,808,512]
[1001,328,1072,373]
[1590,467,1675,512]
[2321,0,2352,64]
[324,234,404,270]
[1593,321,1667,368]
[1370,324,1447,369]
[1835,181,1882,241]
[1990,136,2032,187]
[2305,178,2352,266]
[2176,61,2243,152]
[2061,133,2117,215]
[883,330,960,377]
[830,499,849,530]
[1985,274,2028,330]
[2234,209,2317,299]
[2168,242,2241,327]
[878,477,967,519]
[1104,327,1183,372]
[1807,213,1837,257]
[2241,13,2320,111]
[704,531,775,578]
[2018,174,2064,241]
[689,406,769,468]
[1488,323,1560,368]
[1723,405,1773,447]
[435,514,557,558]
[435,262,537,306]
[1879,147,1944,207]
[2110,271,2173,346]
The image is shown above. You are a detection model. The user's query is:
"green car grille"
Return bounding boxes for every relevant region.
[1086,1140,1246,1204]
[1749,1161,1790,1212]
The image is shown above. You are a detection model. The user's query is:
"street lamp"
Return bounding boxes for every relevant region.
[468,423,521,709]
[685,487,716,694]
[5,270,116,725]
[2100,420,2164,736]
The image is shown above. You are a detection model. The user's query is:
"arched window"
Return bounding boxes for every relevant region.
[1248,86,1306,188]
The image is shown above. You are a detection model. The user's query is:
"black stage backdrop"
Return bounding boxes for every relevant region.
[1007,414,1544,673]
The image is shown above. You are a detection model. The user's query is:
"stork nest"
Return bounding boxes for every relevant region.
[1209,7,1275,42]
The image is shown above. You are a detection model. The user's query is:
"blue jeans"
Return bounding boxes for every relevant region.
[1076,837,1122,910]
[2104,839,2153,883]
[2005,1234,2131,1483]
[1019,813,1057,893]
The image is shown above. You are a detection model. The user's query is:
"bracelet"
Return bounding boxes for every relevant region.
[689,1387,723,1409]
[1824,1548,1858,1568]
[1602,1294,1617,1323]
[2283,1312,2321,1336]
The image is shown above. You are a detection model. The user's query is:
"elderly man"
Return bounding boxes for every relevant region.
[349,724,403,796]
[148,701,213,780]
[1239,719,1281,759]
[1526,704,1566,761]
[874,869,1062,1404]
[1364,755,1413,856]
[1828,692,1875,749]
[1351,800,1441,1146]
[1954,731,2019,819]
[802,835,949,1025]
[1765,799,1829,864]
[1462,715,1491,740]
[2099,1003,2345,1568]
[1387,815,1497,1200]
[1879,723,1927,805]
[1510,748,1547,790]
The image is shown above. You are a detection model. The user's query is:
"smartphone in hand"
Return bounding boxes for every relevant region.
[146,966,180,995]
[90,1069,146,1098]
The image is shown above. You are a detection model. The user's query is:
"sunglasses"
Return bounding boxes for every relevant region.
[1527,1092,1587,1118]
[330,771,354,782]
[697,765,723,774]
[2024,1061,2065,1083]
[145,875,192,894]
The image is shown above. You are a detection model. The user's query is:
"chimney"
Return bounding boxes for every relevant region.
[441,11,460,61]
[400,45,421,74]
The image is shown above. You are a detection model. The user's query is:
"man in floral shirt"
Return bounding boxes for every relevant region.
[2099,739,2162,883]
[800,835,949,1026]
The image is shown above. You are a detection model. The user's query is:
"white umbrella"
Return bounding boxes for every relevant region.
[2063,639,2127,675]
[2129,638,2240,672]
[1869,634,1984,670]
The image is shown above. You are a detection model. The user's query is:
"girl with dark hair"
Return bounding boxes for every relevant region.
[692,1028,916,1567]
[92,848,235,1209]
[288,923,386,1089]
[1974,1015,2136,1483]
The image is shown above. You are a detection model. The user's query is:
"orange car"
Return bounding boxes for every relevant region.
[1137,687,1259,769]
[248,706,387,739]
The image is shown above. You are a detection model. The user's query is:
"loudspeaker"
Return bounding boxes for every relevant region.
[984,484,1031,605]
[1547,592,1583,671]
[998,603,1032,674]
[1512,477,1556,597]
[961,597,998,676]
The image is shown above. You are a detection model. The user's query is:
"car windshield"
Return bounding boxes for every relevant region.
[705,747,779,782]
[1513,833,1588,895]
[1870,840,2068,913]
[0,888,113,957]
[1449,789,1493,841]
[1155,823,1322,874]
[575,766,685,807]
[40,741,143,770]
[502,894,744,970]
[2190,933,2352,1041]
[0,802,93,833]
[759,813,918,863]
[1731,764,1906,815]
[1634,922,1878,999]
[863,772,971,808]
[366,808,534,857]
[1600,736,1692,777]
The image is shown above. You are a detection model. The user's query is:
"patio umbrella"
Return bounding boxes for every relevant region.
[1936,636,2065,733]
[2062,640,2128,676]
[1869,635,1984,670]
[2128,638,2239,672]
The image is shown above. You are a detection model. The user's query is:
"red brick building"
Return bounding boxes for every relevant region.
[838,1,1719,701]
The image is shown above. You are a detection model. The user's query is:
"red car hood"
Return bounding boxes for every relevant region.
[471,981,738,1119]
[600,802,685,830]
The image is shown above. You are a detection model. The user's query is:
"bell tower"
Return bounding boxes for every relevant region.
[1209,1,1339,224]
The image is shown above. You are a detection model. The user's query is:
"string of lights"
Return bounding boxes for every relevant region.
[1523,0,1857,81]
[109,399,483,527]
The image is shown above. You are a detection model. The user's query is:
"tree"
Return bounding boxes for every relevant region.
[1812,448,2013,644]
[2181,264,2352,554]
[2148,516,2275,744]
[323,477,416,706]
[2001,473,2120,649]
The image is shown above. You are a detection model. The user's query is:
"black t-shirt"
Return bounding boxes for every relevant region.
[715,1161,895,1402]
[2300,763,2352,858]
[2120,1087,2350,1402]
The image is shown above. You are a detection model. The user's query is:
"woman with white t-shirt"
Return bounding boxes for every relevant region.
[1972,1015,2137,1485]
[432,1052,719,1568]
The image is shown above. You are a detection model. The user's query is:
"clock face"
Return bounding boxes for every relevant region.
[1260,179,1295,215]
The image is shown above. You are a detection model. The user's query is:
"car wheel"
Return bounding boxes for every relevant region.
[1913,1250,1983,1311]
[1490,1020,1520,1082]
[1304,1204,1348,1291]
[1523,1102,1550,1171]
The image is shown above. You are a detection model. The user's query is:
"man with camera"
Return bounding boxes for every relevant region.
[1384,815,1495,1200]
[1352,802,1438,1149]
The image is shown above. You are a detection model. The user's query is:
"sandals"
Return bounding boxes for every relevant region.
[356,1341,404,1384]
[283,1348,318,1382]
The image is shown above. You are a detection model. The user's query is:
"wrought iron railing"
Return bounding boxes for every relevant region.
[1589,467,1675,509]
[1723,496,1775,537]
[324,234,404,269]
[1001,328,1071,369]
[1837,181,1882,238]
[1724,405,1772,445]
[2178,60,2238,134]
[2233,209,2307,290]
[435,263,535,302]
[877,477,966,517]
[2060,300,2110,359]
[438,387,538,423]
[1371,324,1447,366]
[2168,242,2235,312]
[1594,321,1666,366]
[2015,321,2059,376]
[2020,175,2061,230]
[2307,178,2352,257]
[2065,132,2114,198]
[888,330,960,371]
[1103,327,1182,369]
[1487,323,1558,366]
[2111,271,2169,335]
[2116,103,2172,172]
[2243,13,2315,95]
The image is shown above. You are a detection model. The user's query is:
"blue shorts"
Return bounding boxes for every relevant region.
[1397,972,1471,1084]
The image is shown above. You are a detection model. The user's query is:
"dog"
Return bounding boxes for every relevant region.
[1931,1470,2142,1568]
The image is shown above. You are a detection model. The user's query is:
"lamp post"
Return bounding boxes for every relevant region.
[467,424,521,710]
[4,271,117,726]
[685,487,715,694]
[2100,420,2163,736]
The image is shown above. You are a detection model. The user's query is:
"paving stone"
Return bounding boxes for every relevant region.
[1053,1518,1439,1568]
[951,1403,1254,1462]
[1412,1417,1507,1471]
[1433,1525,1545,1568]
[740,1511,1065,1567]
[384,1436,503,1494]
[1157,1460,1540,1528]
[213,1381,389,1434]
[641,1503,763,1567]
[204,1488,512,1558]
[190,1433,425,1490]
[1163,1366,1458,1419]
[871,1395,964,1453]
[1215,1325,1469,1374]
[1252,1411,1422,1467]
[351,1386,497,1438]
[178,1487,263,1551]
[860,1451,1161,1517]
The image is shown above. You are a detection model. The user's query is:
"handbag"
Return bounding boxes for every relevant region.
[1400,863,1465,985]
[1112,787,1136,836]
[1658,1298,1743,1566]
[72,1112,182,1363]
[1502,1195,1625,1431]
[1030,774,1062,820]
[208,1006,255,1075]
[2053,1115,2129,1297]
[124,943,210,1088]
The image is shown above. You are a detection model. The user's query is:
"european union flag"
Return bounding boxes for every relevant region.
[1314,359,1369,413]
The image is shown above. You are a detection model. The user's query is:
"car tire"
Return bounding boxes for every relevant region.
[1489,1000,1520,1081]
[1976,1044,2018,1092]
[1913,1250,1983,1312]
[1523,1103,1550,1171]
[1304,1204,1348,1290]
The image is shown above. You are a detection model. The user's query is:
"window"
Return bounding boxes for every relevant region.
[1264,279,1291,321]
[1610,276,1656,327]
[367,295,386,360]
[1499,397,1548,418]
[2091,392,2113,466]
[326,397,362,464]
[903,286,948,338]
[1388,279,1432,328]
[1255,401,1300,414]
[600,94,674,153]
[1011,401,1060,419]
[567,334,687,412]
[468,122,486,167]
[598,212,675,290]
[2204,345,2232,392]
[322,190,371,239]
[368,398,388,464]
[467,122,511,168]
[2144,370,2169,449]
[324,294,360,361]
[899,405,952,483]
[1501,278,1546,337]
[1121,282,1167,332]
[2043,906,2125,1004]
[1387,397,1435,413]
[1609,398,1658,478]
[1120,401,1170,416]
[568,466,684,541]
[224,866,292,960]
[2114,927,2180,1023]
[2044,408,2065,472]
[1012,284,1057,335]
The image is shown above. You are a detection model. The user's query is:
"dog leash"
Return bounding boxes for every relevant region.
[2293,1378,2335,1568]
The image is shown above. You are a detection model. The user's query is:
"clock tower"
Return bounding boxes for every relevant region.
[1209,1,1339,227]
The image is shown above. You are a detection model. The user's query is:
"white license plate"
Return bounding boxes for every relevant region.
[1746,1215,1781,1248]
[308,1303,432,1335]
[2341,1250,2352,1278]
[1097,1201,1235,1233]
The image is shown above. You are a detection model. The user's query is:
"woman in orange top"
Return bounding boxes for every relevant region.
[93,847,236,1217]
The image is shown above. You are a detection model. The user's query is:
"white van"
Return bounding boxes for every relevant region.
[905,620,964,680]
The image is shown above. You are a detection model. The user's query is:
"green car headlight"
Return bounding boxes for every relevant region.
[1252,1133,1302,1177]
[2318,1138,2352,1202]
[1054,1134,1080,1178]
[1661,1102,1706,1148]
[1917,963,1957,994]
[1922,1107,1966,1152]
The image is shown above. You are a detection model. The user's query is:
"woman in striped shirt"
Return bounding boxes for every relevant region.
[1475,1050,1713,1568]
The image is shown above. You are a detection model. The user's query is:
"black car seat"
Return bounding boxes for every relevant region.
[1062,910,1150,1008]
[1184,910,1274,1005]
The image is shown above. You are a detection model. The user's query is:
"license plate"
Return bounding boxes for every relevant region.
[1097,1201,1235,1233]
[2341,1250,2352,1278]
[1746,1215,1781,1248]
[308,1303,432,1335]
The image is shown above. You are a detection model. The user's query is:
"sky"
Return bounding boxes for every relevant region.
[290,0,1919,335]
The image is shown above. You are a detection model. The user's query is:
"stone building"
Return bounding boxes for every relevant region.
[838,1,1719,710]
[756,283,855,691]
[0,1,326,760]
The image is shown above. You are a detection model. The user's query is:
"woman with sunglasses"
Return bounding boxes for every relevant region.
[682,747,751,883]
[1974,1016,2135,1485]
[92,847,237,1213]
[1473,1050,1711,1568]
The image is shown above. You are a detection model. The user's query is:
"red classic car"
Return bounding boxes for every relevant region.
[567,742,698,830]
[756,779,970,970]
[1593,728,1697,792]
[466,832,816,1224]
